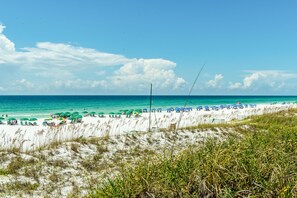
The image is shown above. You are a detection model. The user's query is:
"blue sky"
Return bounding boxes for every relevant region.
[1,0,297,95]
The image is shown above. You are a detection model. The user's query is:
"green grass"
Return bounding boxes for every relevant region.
[90,109,297,197]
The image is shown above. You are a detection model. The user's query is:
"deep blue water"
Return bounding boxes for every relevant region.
[0,95,296,118]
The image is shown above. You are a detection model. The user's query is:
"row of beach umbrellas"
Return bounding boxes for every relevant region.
[53,109,143,117]
[0,109,144,122]
[0,117,38,121]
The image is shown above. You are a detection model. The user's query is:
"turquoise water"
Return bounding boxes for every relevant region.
[0,95,297,118]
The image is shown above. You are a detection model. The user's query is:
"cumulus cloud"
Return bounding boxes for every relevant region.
[206,74,223,88]
[112,59,186,91]
[229,70,297,90]
[0,24,15,53]
[0,25,186,93]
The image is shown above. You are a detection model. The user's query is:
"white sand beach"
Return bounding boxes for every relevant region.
[0,103,296,151]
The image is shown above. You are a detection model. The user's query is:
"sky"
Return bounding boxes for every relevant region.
[1,0,297,95]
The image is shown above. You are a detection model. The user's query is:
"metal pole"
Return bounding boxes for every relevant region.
[149,83,152,132]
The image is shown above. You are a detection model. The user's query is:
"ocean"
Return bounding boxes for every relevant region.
[0,95,297,118]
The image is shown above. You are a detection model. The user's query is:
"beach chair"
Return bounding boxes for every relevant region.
[204,106,210,111]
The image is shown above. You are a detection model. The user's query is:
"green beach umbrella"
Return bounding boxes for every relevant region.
[90,112,96,115]
[20,118,29,121]
[109,112,115,117]
[0,117,5,120]
[98,112,104,115]
[29,118,37,121]
[7,117,16,121]
[82,111,88,114]
[54,112,62,115]
[126,110,132,114]
[76,115,83,119]
[72,112,79,115]
[45,117,53,120]
[68,116,76,120]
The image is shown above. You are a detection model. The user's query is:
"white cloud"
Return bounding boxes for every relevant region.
[229,70,297,90]
[0,24,15,53]
[206,74,223,88]
[111,59,186,91]
[54,79,108,89]
[228,82,241,89]
[0,25,186,93]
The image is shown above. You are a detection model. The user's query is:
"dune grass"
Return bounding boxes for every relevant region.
[90,109,297,197]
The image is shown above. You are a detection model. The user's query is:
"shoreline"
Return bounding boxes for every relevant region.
[1,95,297,118]
[0,103,296,151]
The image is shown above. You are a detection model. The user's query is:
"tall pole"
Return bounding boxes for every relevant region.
[149,83,152,132]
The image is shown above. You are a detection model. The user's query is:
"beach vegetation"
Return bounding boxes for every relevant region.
[70,143,80,153]
[90,109,297,197]
[6,157,37,175]
[50,159,68,168]
[96,145,109,154]
[0,168,9,175]
[1,182,39,194]
[49,171,60,183]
